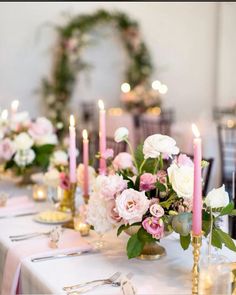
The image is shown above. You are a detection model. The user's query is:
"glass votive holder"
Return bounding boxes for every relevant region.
[0,192,9,207]
[74,215,90,237]
[32,184,47,202]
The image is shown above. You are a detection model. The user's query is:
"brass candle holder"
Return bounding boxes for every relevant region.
[192,233,202,295]
[83,194,89,205]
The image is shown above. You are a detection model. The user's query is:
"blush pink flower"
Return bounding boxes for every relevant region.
[142,217,164,239]
[113,152,134,171]
[59,172,70,190]
[102,149,114,160]
[29,117,54,140]
[107,200,122,224]
[150,203,164,218]
[175,154,193,167]
[140,173,156,191]
[115,189,150,225]
[0,138,15,160]
[156,170,167,184]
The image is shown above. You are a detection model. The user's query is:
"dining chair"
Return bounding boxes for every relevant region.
[139,109,174,140]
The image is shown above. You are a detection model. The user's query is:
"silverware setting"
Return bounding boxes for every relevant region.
[31,249,96,263]
[9,231,52,242]
[0,211,38,219]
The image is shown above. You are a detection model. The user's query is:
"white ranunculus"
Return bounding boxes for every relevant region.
[143,134,179,159]
[14,149,35,167]
[205,185,229,208]
[51,150,68,166]
[14,132,34,150]
[114,127,129,143]
[168,163,194,199]
[35,134,58,146]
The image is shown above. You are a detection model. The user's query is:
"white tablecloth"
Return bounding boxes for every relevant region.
[0,182,235,295]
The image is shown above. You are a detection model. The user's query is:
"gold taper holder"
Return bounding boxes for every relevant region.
[192,233,202,295]
[83,194,89,204]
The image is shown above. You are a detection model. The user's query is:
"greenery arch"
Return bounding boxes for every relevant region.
[41,9,153,130]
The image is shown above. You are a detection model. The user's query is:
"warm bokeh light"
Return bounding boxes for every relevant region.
[11,100,19,112]
[82,129,88,140]
[1,109,8,121]
[192,123,201,138]
[121,82,131,93]
[98,99,104,110]
[152,80,161,90]
[159,84,168,94]
[69,114,75,127]
[226,119,235,128]
[108,108,123,116]
[146,107,161,116]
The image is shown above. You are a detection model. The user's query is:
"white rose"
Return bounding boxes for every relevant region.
[77,163,96,190]
[10,111,30,131]
[150,203,164,218]
[143,134,179,159]
[44,168,60,187]
[14,149,35,167]
[35,134,58,146]
[114,127,129,143]
[168,163,194,199]
[115,188,150,225]
[51,150,68,166]
[14,132,34,150]
[205,185,229,208]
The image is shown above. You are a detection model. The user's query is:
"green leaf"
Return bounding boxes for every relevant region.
[159,193,177,209]
[137,227,155,243]
[126,233,144,259]
[156,182,166,192]
[5,160,15,170]
[117,224,130,236]
[230,209,236,216]
[180,234,191,250]
[34,144,55,154]
[211,228,222,249]
[216,228,236,251]
[134,144,144,169]
[219,203,234,216]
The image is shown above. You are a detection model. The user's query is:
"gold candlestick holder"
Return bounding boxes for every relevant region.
[192,233,202,295]
[83,194,89,204]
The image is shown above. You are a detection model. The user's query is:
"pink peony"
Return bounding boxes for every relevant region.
[107,200,122,224]
[113,152,134,171]
[115,189,150,225]
[140,173,156,191]
[0,138,15,160]
[59,172,70,190]
[175,154,193,167]
[156,170,167,184]
[142,217,164,239]
[102,148,114,160]
[29,117,54,140]
[150,203,164,218]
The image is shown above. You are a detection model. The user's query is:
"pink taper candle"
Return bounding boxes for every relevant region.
[192,124,202,236]
[69,115,77,183]
[98,99,106,175]
[82,129,89,196]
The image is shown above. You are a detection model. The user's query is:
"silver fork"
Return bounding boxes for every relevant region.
[63,271,121,293]
[9,231,51,242]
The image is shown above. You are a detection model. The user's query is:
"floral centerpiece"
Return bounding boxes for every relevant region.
[87,127,236,259]
[0,112,58,182]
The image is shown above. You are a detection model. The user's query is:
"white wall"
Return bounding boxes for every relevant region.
[0,2,218,122]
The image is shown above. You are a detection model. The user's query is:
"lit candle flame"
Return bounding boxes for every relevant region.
[98,99,104,110]
[82,129,88,140]
[121,83,131,93]
[38,190,44,198]
[192,123,200,138]
[69,114,75,127]
[1,109,8,121]
[11,100,19,112]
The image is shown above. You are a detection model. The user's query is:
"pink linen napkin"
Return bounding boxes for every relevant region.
[1,229,92,295]
[0,196,35,217]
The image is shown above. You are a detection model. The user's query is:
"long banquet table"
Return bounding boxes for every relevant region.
[0,182,235,295]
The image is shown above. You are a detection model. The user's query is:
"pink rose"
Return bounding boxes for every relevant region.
[150,203,164,218]
[140,173,156,191]
[107,200,122,224]
[175,154,193,167]
[29,117,54,140]
[0,138,15,160]
[94,174,127,200]
[59,172,70,190]
[142,217,164,239]
[102,149,114,160]
[156,170,167,184]
[115,189,150,225]
[113,152,134,171]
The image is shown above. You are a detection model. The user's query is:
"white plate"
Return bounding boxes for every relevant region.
[33,212,72,225]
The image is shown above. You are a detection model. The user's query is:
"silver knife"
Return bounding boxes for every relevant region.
[0,211,38,219]
[31,249,95,262]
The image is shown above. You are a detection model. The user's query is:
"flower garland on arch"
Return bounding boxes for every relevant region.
[41,9,153,133]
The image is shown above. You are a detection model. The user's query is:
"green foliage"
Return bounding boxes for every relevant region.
[211,228,222,249]
[219,202,234,216]
[180,234,191,250]
[117,224,130,236]
[33,144,55,170]
[137,227,156,243]
[126,233,144,259]
[216,228,236,251]
[156,182,166,192]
